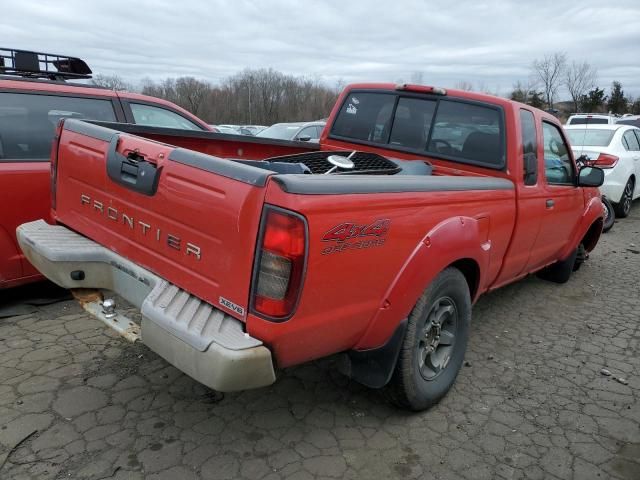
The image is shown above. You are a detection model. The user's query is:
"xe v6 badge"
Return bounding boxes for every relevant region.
[321,219,390,255]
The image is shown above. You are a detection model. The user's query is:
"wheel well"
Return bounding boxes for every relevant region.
[582,219,603,252]
[449,258,479,299]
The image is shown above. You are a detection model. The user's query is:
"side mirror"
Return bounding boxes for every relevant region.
[523,152,537,185]
[577,166,605,187]
[297,135,311,142]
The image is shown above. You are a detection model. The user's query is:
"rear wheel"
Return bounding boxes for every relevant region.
[602,196,615,233]
[385,268,470,411]
[614,178,634,218]
[537,247,579,283]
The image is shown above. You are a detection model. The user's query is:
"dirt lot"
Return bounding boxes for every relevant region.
[0,208,638,480]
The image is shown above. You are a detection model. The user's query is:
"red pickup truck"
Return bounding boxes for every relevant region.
[17,83,605,410]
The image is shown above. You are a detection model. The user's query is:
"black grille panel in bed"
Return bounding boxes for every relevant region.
[265,151,401,175]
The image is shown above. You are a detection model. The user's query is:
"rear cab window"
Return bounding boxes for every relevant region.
[0,92,117,161]
[330,90,505,169]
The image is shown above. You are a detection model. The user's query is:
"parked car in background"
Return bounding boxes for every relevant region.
[241,125,267,135]
[0,47,212,289]
[210,125,241,134]
[566,114,617,126]
[565,124,640,217]
[617,115,640,129]
[256,121,326,142]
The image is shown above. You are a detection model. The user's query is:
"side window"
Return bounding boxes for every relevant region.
[543,122,574,185]
[427,100,504,168]
[0,92,117,161]
[331,92,396,143]
[388,97,436,150]
[520,109,537,185]
[634,130,640,147]
[130,103,203,131]
[314,125,324,138]
[623,130,640,151]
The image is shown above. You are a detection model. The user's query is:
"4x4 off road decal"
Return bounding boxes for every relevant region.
[321,219,390,255]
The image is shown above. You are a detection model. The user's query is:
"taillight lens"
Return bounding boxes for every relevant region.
[50,120,64,210]
[252,207,307,320]
[594,153,618,169]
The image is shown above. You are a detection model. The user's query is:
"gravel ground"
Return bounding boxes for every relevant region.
[0,207,638,480]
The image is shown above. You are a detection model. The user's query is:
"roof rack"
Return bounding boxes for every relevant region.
[0,47,92,80]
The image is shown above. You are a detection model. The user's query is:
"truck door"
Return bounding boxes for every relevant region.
[529,121,584,267]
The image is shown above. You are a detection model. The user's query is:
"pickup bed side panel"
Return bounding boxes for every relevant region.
[54,123,267,319]
[248,181,516,367]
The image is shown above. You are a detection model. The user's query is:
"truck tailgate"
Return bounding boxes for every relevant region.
[54,119,269,320]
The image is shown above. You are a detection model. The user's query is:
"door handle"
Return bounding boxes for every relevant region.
[546,199,555,209]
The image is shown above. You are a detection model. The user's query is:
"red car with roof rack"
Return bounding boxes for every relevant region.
[18,80,606,410]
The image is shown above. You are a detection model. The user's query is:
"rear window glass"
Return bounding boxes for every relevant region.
[0,92,116,161]
[565,129,615,146]
[427,101,504,167]
[331,91,505,169]
[331,92,396,144]
[568,117,609,125]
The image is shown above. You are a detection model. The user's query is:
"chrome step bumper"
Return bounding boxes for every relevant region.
[17,220,276,392]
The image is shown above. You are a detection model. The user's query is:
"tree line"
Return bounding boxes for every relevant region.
[510,52,639,115]
[93,69,340,125]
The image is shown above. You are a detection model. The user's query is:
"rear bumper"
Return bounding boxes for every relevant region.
[16,220,276,392]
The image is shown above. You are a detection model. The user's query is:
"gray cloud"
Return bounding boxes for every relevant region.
[2,0,639,97]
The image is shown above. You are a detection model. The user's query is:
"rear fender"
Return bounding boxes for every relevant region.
[354,215,490,350]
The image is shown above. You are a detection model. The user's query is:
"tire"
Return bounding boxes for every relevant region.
[384,267,471,411]
[602,196,615,233]
[537,247,579,284]
[613,178,634,218]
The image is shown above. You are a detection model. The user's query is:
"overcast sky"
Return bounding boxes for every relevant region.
[3,0,640,98]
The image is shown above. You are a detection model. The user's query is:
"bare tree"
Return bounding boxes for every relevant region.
[564,61,597,113]
[174,77,210,117]
[410,71,424,84]
[92,74,131,91]
[454,81,474,91]
[531,52,567,109]
[140,69,339,125]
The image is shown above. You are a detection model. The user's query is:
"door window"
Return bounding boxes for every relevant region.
[543,122,574,185]
[130,103,203,130]
[0,92,117,161]
[622,130,640,151]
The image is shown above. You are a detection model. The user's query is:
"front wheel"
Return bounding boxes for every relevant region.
[613,178,634,218]
[385,267,471,411]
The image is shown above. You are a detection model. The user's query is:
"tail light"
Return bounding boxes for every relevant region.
[594,153,618,169]
[251,207,307,320]
[50,119,64,209]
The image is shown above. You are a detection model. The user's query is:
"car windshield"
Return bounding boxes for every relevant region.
[256,124,301,140]
[566,129,615,147]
